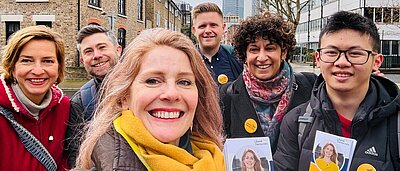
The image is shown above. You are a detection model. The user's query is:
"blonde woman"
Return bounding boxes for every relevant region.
[316,143,339,171]
[74,28,225,171]
[0,26,69,170]
[241,149,263,171]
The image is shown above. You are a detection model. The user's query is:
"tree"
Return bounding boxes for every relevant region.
[181,24,197,43]
[261,0,310,30]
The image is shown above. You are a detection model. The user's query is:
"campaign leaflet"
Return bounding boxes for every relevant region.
[309,130,357,171]
[224,137,273,171]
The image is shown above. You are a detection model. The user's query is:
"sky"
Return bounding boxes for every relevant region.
[184,0,222,8]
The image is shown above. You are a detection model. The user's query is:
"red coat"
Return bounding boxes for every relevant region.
[0,76,70,171]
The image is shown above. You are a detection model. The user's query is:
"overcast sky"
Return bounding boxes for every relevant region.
[184,0,222,8]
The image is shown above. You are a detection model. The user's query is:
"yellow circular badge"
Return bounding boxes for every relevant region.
[218,74,228,85]
[357,163,376,171]
[244,118,257,133]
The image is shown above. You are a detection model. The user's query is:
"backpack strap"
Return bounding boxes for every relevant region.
[0,106,57,171]
[386,109,400,170]
[297,103,314,150]
[80,79,97,120]
[219,81,235,137]
[395,110,400,170]
[398,110,400,160]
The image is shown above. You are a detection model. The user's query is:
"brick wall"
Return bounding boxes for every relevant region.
[0,0,78,76]
[0,0,146,80]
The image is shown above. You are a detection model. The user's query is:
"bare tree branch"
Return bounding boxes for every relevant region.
[262,0,310,30]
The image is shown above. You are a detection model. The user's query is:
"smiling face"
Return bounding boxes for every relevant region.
[323,144,334,158]
[123,45,198,146]
[79,33,121,79]
[316,29,383,94]
[12,39,59,104]
[245,37,287,80]
[243,151,256,169]
[192,12,225,51]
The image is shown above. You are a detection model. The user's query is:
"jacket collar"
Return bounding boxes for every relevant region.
[311,74,400,124]
[0,74,64,115]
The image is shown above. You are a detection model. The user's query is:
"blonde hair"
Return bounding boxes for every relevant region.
[241,148,263,171]
[1,25,65,84]
[75,28,223,169]
[192,2,223,21]
[318,143,338,164]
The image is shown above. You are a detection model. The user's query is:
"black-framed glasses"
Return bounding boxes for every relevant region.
[317,48,376,65]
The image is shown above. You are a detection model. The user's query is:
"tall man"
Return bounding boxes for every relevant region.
[66,24,122,166]
[192,3,242,84]
[274,11,400,170]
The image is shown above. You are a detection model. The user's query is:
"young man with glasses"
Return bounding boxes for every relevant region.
[274,11,400,170]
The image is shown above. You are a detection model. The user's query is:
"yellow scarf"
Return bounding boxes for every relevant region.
[114,110,226,171]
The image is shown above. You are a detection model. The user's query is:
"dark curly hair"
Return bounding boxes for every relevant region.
[233,11,296,63]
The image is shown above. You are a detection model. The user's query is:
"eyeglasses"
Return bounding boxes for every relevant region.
[317,48,376,65]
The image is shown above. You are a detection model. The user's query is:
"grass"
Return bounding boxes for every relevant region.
[58,79,89,89]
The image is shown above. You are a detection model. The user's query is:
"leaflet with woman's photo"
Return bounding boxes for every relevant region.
[309,130,357,171]
[223,137,273,171]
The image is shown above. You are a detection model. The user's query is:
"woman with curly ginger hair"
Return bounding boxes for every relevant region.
[219,11,317,152]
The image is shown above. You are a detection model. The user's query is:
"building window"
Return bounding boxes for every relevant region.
[364,7,374,21]
[89,0,100,7]
[36,21,52,28]
[392,41,399,55]
[118,28,126,49]
[382,40,390,55]
[156,11,161,27]
[6,22,20,42]
[137,0,143,21]
[393,8,400,23]
[383,8,391,23]
[118,0,125,15]
[89,23,100,26]
[375,8,383,22]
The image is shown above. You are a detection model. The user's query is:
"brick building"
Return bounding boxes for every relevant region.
[145,0,182,31]
[0,0,80,78]
[1,0,185,79]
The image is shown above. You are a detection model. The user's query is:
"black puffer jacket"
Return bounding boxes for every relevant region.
[274,75,400,171]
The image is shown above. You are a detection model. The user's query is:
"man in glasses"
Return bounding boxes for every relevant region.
[274,11,400,170]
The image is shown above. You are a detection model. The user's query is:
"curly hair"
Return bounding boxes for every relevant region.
[233,11,296,63]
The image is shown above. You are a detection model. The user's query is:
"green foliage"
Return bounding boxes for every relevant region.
[181,24,197,43]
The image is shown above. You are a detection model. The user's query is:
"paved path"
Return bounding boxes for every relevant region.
[290,62,400,87]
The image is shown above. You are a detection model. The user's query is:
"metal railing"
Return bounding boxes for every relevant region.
[381,55,400,70]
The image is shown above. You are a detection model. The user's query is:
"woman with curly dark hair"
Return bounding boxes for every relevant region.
[219,11,317,152]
